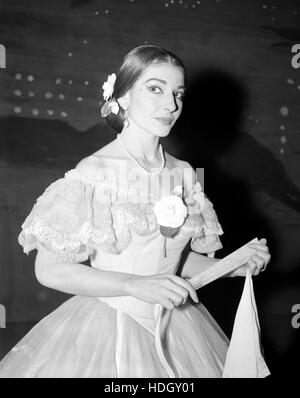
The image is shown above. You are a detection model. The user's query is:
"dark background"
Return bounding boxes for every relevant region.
[0,0,300,378]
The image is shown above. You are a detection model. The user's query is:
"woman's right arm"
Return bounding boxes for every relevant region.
[35,245,198,309]
[35,245,134,297]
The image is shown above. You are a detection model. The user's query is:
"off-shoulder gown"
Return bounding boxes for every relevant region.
[0,166,235,377]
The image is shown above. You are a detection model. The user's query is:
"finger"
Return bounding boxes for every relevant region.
[164,289,185,306]
[247,243,269,252]
[261,255,271,271]
[254,252,271,267]
[252,254,266,270]
[163,280,189,301]
[254,245,269,253]
[169,287,190,305]
[247,245,270,262]
[249,254,270,275]
[159,296,175,310]
[259,238,267,244]
[170,276,199,303]
[170,275,198,302]
[247,258,257,275]
[168,287,189,305]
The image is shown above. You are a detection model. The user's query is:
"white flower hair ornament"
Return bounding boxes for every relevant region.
[153,185,188,257]
[100,73,120,118]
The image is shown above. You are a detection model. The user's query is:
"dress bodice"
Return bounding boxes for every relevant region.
[92,225,190,276]
[18,165,224,274]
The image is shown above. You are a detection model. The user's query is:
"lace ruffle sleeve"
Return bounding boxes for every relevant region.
[17,170,98,263]
[17,168,121,263]
[188,183,224,257]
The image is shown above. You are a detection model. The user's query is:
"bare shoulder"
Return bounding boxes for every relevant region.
[75,139,126,173]
[179,160,197,196]
[164,152,196,196]
[164,151,182,168]
[75,155,104,174]
[165,152,196,180]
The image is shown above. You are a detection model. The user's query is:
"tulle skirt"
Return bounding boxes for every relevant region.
[0,295,229,378]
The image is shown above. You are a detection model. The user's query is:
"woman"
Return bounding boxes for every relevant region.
[0,45,270,378]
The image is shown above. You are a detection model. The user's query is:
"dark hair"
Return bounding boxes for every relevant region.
[105,45,187,133]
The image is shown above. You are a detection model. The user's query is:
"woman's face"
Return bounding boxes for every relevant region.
[123,62,185,137]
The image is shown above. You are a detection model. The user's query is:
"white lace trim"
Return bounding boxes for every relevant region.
[20,217,92,252]
[18,170,224,260]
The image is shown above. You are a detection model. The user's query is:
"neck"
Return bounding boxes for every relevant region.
[118,122,161,163]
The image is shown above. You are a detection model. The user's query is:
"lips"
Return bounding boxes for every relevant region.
[155,117,173,125]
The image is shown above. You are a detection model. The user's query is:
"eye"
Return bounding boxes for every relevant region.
[175,91,185,100]
[146,85,163,94]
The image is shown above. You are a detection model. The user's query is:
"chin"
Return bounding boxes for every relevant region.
[148,129,171,138]
[144,127,171,138]
[159,129,172,138]
[154,124,174,137]
[160,124,174,136]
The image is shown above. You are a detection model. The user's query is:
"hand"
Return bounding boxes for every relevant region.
[230,238,271,277]
[126,273,199,310]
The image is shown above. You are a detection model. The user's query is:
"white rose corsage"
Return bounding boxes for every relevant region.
[153,185,188,257]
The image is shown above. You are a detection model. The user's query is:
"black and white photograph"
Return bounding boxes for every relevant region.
[0,0,299,382]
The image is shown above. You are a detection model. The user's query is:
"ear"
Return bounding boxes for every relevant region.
[117,94,130,111]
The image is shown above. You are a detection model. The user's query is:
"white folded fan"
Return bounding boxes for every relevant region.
[154,237,271,378]
[189,237,270,378]
[189,237,259,289]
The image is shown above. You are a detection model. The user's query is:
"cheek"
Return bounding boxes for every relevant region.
[134,96,159,115]
[175,102,183,117]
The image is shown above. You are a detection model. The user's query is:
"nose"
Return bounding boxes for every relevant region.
[164,92,178,113]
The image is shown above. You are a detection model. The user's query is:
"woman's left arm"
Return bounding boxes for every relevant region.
[179,238,271,279]
[179,251,220,279]
[229,237,271,277]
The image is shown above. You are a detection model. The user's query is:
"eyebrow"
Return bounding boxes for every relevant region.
[144,78,185,90]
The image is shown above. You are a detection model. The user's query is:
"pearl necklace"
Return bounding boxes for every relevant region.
[117,133,165,176]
